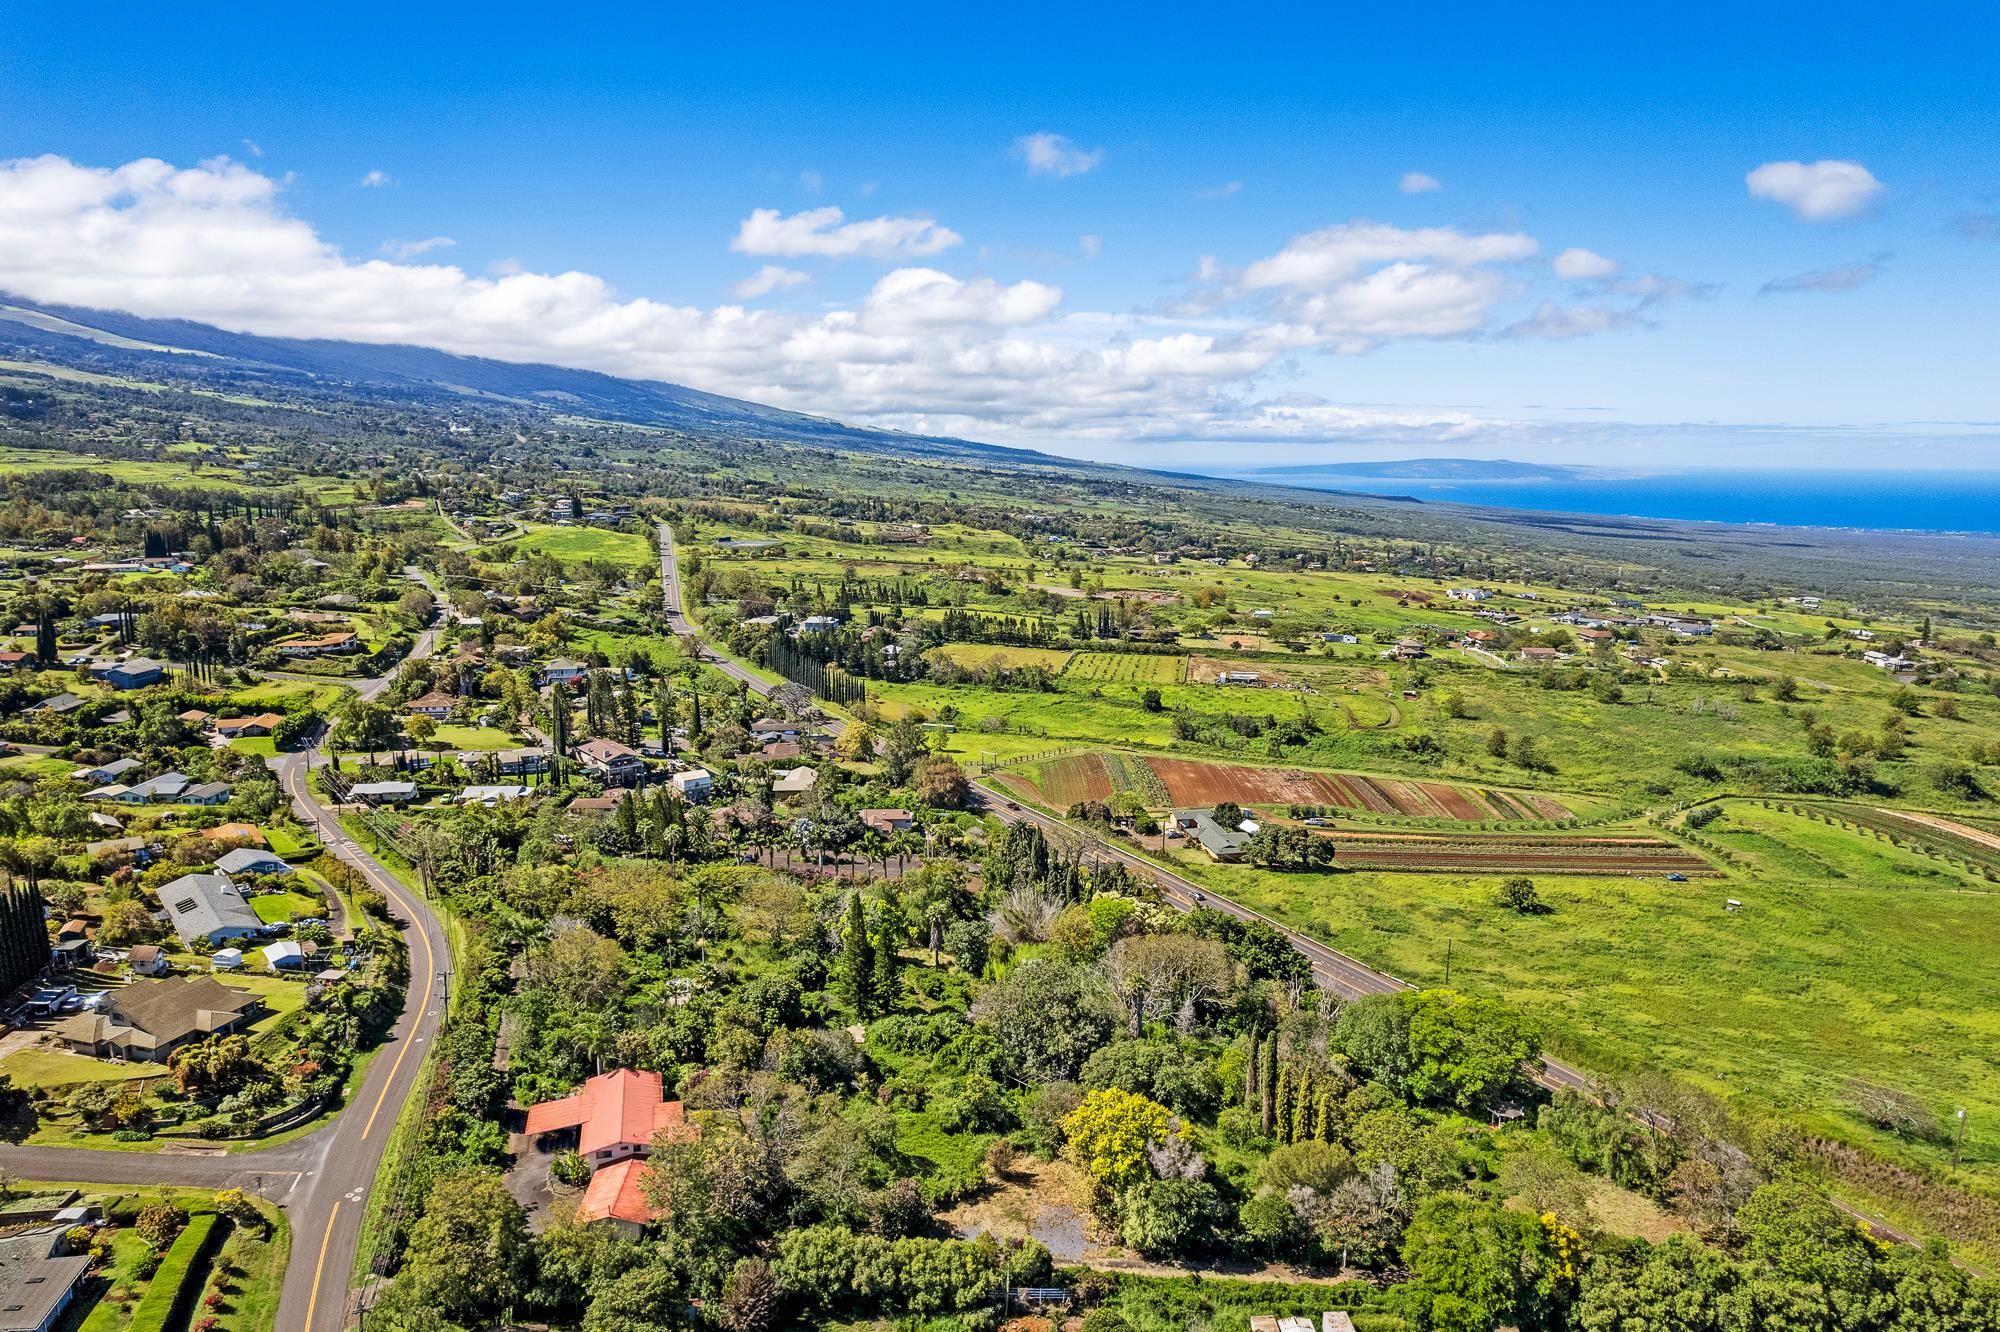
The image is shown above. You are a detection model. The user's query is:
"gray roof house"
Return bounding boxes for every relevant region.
[1172,809,1250,861]
[71,757,141,784]
[216,847,292,877]
[130,771,190,802]
[157,872,264,946]
[0,1229,92,1332]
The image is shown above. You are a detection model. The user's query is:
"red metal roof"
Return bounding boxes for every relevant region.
[522,1068,693,1156]
[575,1157,655,1227]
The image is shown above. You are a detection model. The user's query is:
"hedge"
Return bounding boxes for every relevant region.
[127,1213,222,1332]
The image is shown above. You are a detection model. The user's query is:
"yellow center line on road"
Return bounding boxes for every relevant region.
[361,876,439,1140]
[304,1201,340,1332]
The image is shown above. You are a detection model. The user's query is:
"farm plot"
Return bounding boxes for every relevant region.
[1142,756,1572,822]
[1029,753,1113,806]
[1802,804,2000,875]
[1064,652,1186,684]
[1325,830,1716,875]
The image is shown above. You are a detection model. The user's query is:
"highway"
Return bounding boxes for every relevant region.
[1,567,456,1332]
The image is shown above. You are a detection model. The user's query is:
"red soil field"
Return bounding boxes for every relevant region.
[1141,757,1570,822]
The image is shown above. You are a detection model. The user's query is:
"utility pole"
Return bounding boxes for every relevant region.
[1954,1107,1968,1166]
[1444,938,1452,987]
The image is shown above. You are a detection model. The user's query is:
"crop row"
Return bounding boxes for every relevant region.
[1329,837,1716,875]
[1793,803,2000,874]
[1064,652,1187,684]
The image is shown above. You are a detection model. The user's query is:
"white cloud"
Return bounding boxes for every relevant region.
[798,169,822,194]
[241,139,264,159]
[1552,247,1616,280]
[1015,132,1103,179]
[359,169,394,188]
[1196,181,1243,200]
[0,153,1683,455]
[382,236,456,260]
[1078,233,1102,259]
[1399,171,1442,194]
[731,205,960,260]
[731,265,811,299]
[1761,255,1887,295]
[1746,159,1883,220]
[1243,222,1536,291]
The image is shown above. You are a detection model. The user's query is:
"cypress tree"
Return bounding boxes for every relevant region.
[840,893,873,1015]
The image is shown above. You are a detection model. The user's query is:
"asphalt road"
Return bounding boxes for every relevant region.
[0,569,456,1332]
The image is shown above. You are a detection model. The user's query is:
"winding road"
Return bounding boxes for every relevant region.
[1,567,455,1332]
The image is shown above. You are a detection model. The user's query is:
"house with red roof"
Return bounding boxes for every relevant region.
[523,1068,697,1167]
[574,1157,657,1236]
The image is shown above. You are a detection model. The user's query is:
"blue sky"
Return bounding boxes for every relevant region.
[2,2,1997,471]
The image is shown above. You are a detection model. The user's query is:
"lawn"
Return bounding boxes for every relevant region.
[249,889,324,923]
[423,724,522,750]
[512,522,653,567]
[262,824,320,858]
[1144,800,2000,1192]
[0,1048,161,1088]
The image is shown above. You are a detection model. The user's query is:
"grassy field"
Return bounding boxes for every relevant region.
[1148,799,2000,1189]
[511,521,654,567]
[929,643,1074,672]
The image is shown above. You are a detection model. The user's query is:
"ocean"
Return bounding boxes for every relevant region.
[1236,469,2000,534]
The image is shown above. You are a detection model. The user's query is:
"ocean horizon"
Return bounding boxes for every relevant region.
[1228,467,2000,534]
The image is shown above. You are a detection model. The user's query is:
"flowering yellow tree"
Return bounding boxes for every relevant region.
[1061,1088,1171,1200]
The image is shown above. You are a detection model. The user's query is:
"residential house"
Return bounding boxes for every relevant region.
[130,772,190,802]
[1394,638,1427,660]
[797,615,840,634]
[0,1229,93,1332]
[1172,810,1248,862]
[349,780,419,804]
[537,660,589,688]
[457,785,532,804]
[573,1158,657,1237]
[749,718,801,742]
[1463,629,1499,647]
[215,713,283,738]
[30,694,83,715]
[0,651,28,672]
[1520,645,1562,663]
[126,944,170,977]
[71,757,140,785]
[860,808,913,836]
[405,690,456,719]
[277,632,360,658]
[1317,632,1359,644]
[49,976,262,1063]
[1862,649,1916,672]
[771,766,817,796]
[159,872,264,946]
[1446,587,1495,601]
[182,781,231,806]
[485,746,551,776]
[1576,627,1616,647]
[524,1068,699,1167]
[92,658,165,689]
[176,709,213,728]
[1848,627,1876,640]
[577,738,647,787]
[216,848,292,877]
[669,768,713,802]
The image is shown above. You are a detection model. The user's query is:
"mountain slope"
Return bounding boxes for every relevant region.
[0,294,1054,464]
